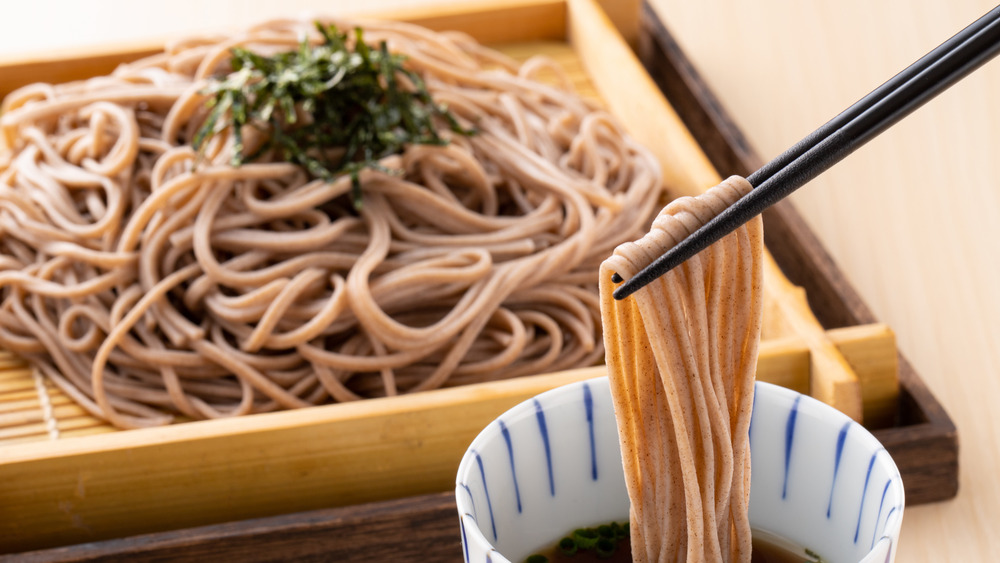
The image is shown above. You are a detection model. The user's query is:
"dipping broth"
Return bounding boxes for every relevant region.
[525,525,826,563]
[750,528,826,563]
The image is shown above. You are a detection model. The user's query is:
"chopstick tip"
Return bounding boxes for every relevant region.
[612,277,639,300]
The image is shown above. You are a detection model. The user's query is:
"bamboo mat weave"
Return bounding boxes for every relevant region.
[0,41,600,448]
[0,353,114,445]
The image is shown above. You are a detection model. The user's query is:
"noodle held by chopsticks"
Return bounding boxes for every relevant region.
[0,18,663,429]
[600,176,763,562]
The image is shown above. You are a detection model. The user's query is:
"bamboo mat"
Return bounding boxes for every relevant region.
[0,353,114,445]
[0,41,602,448]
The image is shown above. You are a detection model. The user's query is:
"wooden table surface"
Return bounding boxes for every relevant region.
[2,1,998,560]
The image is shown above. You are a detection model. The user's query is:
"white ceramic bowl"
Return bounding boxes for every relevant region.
[456,378,904,563]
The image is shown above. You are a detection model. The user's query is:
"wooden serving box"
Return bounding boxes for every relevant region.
[0,0,956,560]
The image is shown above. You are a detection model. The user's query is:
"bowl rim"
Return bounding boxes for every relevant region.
[455,377,906,562]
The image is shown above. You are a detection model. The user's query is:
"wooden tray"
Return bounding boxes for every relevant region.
[0,0,956,559]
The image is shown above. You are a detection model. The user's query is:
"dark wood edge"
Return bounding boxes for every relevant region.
[9,492,462,563]
[871,355,958,502]
[637,0,957,504]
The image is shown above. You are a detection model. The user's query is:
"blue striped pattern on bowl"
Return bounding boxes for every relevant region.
[456,378,904,563]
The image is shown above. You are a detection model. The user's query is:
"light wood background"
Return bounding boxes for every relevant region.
[1,0,998,559]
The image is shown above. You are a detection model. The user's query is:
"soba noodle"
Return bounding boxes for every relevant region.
[600,176,763,562]
[0,18,662,429]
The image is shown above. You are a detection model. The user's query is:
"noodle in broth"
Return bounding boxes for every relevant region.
[600,176,763,562]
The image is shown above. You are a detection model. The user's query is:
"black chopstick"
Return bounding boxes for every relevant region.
[613,4,1000,300]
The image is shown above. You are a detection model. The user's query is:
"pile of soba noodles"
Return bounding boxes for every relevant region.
[0,18,663,429]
